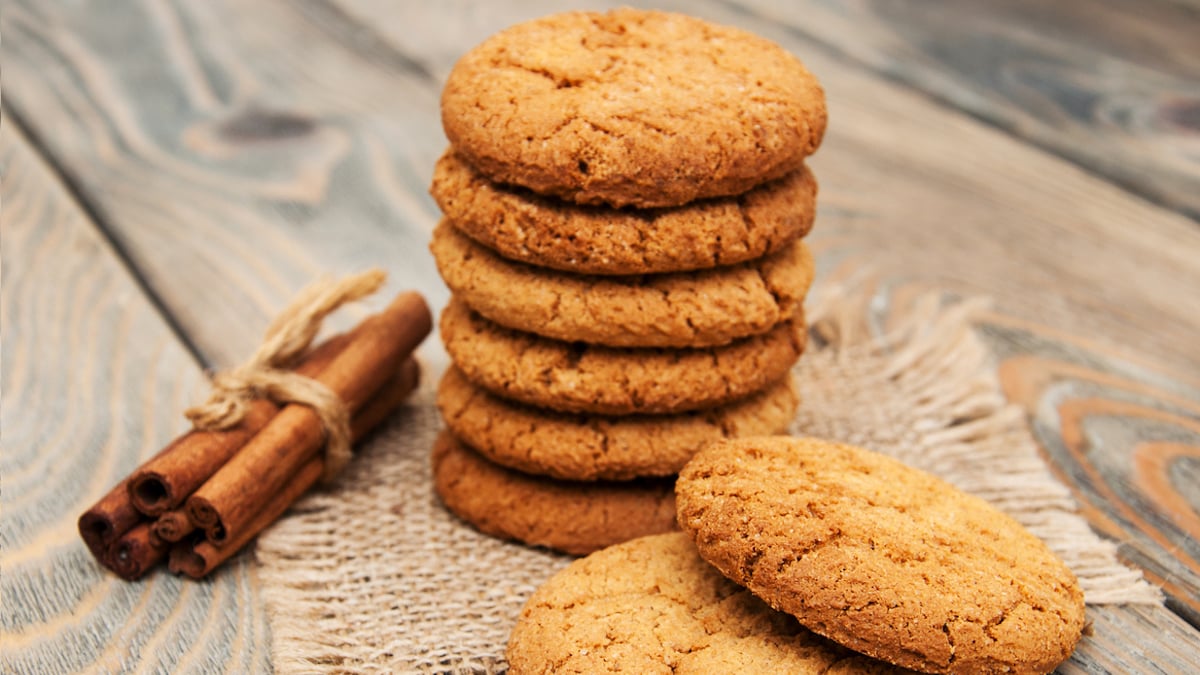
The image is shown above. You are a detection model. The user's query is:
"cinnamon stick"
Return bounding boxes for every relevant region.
[81,331,355,569]
[173,461,321,578]
[173,358,420,574]
[127,332,353,516]
[79,434,182,560]
[107,521,171,581]
[348,358,421,441]
[186,293,430,542]
[78,478,146,563]
[153,508,197,543]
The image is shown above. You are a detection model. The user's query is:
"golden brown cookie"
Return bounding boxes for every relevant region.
[506,532,913,674]
[431,431,677,556]
[438,367,798,481]
[431,220,814,348]
[431,150,818,275]
[675,437,1086,675]
[441,9,826,208]
[439,298,807,415]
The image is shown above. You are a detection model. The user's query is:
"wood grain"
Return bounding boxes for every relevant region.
[0,121,270,672]
[729,0,1200,220]
[2,0,1198,670]
[995,332,1200,627]
[2,0,449,366]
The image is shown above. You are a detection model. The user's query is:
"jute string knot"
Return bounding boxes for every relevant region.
[185,269,387,480]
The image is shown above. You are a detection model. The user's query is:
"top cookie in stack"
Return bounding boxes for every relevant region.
[439,9,825,211]
[429,8,827,555]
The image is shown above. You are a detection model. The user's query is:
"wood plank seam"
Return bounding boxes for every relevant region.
[1,104,214,371]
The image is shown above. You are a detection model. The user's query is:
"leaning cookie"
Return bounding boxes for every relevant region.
[431,220,813,348]
[506,532,913,674]
[442,9,826,208]
[431,431,677,556]
[675,436,1086,675]
[438,367,798,481]
[432,150,817,275]
[439,298,806,415]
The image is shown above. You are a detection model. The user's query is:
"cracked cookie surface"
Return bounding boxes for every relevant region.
[432,430,677,556]
[439,298,806,415]
[431,220,813,348]
[675,437,1086,675]
[438,367,798,481]
[441,9,826,208]
[506,532,913,674]
[432,150,817,275]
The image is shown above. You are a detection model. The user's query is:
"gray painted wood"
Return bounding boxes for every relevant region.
[730,0,1200,221]
[0,121,272,672]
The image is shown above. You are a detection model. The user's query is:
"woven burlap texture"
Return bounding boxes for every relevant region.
[254,288,1161,674]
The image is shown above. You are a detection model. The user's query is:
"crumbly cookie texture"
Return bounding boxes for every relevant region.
[438,367,798,481]
[439,298,806,415]
[431,150,817,275]
[431,220,813,348]
[431,431,677,556]
[675,436,1086,675]
[506,532,913,674]
[442,9,826,208]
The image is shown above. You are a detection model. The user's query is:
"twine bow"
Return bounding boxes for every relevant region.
[185,269,386,479]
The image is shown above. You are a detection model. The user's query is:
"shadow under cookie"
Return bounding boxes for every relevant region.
[431,150,817,276]
[430,219,813,348]
[431,430,678,556]
[438,367,799,481]
[439,297,807,415]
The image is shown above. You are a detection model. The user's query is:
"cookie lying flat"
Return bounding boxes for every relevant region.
[438,367,798,481]
[431,220,813,348]
[439,298,806,414]
[675,437,1086,675]
[431,150,817,275]
[441,9,826,208]
[506,532,911,674]
[432,431,677,556]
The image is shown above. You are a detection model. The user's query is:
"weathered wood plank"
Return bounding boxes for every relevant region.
[989,315,1200,627]
[1063,603,1200,674]
[728,0,1200,220]
[0,120,271,672]
[2,0,450,366]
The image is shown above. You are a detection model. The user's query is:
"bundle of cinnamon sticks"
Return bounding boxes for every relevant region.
[78,289,431,580]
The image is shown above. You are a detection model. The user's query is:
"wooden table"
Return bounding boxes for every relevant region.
[3,1,1197,671]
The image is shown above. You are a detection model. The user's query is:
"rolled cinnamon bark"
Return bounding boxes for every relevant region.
[107,522,171,581]
[152,508,197,543]
[186,293,430,543]
[173,358,420,575]
[78,478,146,563]
[127,332,354,516]
[79,428,192,560]
[80,332,357,572]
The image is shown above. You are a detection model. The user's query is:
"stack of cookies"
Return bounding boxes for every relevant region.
[428,9,827,555]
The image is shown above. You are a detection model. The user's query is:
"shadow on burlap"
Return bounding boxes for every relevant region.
[255,287,1161,673]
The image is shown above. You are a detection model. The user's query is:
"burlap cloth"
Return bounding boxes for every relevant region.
[254,287,1161,673]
